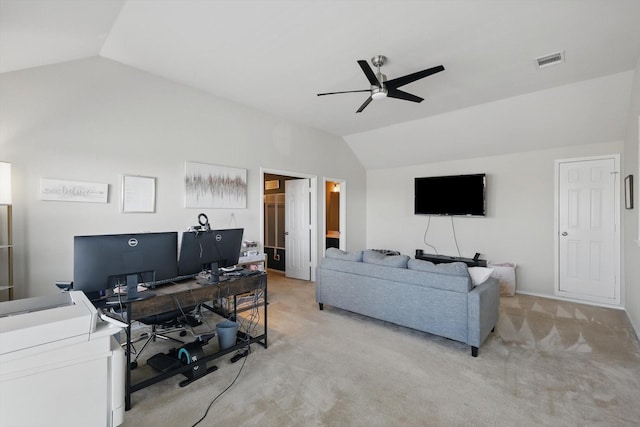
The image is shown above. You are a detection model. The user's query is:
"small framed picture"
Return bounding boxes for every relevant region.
[122,175,156,213]
[625,175,633,210]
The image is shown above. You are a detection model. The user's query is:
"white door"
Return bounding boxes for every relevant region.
[556,156,620,304]
[285,179,311,280]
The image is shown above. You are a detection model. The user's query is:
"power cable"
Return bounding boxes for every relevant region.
[423,216,438,254]
[191,278,264,426]
[450,216,462,257]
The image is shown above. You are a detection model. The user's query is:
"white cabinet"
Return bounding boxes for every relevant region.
[0,292,125,426]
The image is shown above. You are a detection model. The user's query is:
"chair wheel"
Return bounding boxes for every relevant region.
[180,331,187,337]
[130,361,138,370]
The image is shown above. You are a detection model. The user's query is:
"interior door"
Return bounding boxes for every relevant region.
[557,157,619,303]
[285,179,311,280]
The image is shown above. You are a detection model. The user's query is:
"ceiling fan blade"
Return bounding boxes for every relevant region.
[358,60,380,87]
[387,88,424,103]
[356,96,373,113]
[317,89,371,96]
[386,65,445,89]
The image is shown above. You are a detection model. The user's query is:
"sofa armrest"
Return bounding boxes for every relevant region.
[467,277,500,349]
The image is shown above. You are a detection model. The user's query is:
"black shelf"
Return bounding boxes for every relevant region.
[415,251,487,267]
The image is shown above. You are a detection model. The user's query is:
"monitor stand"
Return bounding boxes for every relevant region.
[209,262,220,284]
[126,273,140,299]
[196,262,229,285]
[105,274,155,305]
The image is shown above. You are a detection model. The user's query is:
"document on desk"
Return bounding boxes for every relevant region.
[113,284,148,294]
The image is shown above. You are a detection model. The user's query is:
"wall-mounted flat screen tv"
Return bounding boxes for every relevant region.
[414,173,486,216]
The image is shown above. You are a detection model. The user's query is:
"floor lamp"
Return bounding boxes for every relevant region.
[0,162,13,301]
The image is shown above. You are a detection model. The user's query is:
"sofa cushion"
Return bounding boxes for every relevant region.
[325,248,363,262]
[408,259,469,277]
[363,250,409,268]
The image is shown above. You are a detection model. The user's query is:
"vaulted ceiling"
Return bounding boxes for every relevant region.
[2,0,639,168]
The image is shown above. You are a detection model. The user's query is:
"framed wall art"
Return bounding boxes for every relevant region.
[40,178,108,203]
[122,175,156,213]
[184,161,247,209]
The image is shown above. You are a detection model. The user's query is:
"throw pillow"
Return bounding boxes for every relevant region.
[325,248,363,262]
[468,267,494,287]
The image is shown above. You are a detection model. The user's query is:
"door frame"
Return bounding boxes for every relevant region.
[553,154,621,306]
[322,177,347,256]
[260,167,318,281]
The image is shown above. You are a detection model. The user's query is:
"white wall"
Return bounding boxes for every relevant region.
[623,57,640,334]
[366,141,623,297]
[0,57,367,298]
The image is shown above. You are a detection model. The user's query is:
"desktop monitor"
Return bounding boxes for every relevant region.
[177,228,244,277]
[74,232,179,300]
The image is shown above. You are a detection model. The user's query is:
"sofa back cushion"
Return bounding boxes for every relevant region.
[326,248,363,262]
[319,257,472,293]
[407,259,469,277]
[363,249,410,268]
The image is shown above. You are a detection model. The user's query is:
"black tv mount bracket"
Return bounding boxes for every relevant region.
[188,213,210,233]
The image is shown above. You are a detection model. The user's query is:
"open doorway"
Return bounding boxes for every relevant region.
[323,177,346,255]
[260,169,318,281]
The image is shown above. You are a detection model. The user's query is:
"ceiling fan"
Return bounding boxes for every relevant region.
[317,55,445,113]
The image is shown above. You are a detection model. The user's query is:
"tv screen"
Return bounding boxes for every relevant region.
[414,174,486,216]
[74,232,179,300]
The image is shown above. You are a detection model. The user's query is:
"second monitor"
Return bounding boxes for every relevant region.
[177,228,244,282]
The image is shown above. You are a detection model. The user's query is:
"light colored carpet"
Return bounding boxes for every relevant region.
[122,272,640,426]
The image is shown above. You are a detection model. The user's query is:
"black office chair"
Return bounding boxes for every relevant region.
[130,307,201,369]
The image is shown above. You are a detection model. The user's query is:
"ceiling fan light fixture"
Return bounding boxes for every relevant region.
[371,87,387,100]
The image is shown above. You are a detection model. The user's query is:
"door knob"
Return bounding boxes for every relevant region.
[561,232,568,236]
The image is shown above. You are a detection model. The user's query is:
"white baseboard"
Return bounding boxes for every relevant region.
[514,290,624,310]
[627,312,640,341]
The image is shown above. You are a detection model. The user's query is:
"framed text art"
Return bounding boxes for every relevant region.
[40,178,108,203]
[122,175,156,213]
[184,161,247,209]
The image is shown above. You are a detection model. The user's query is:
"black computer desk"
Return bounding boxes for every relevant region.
[101,273,267,410]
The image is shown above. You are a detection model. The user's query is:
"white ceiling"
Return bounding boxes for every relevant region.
[2,0,640,168]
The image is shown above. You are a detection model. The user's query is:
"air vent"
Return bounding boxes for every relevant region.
[536,51,565,68]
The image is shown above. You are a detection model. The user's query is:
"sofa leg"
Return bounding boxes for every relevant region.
[319,303,324,310]
[471,346,478,357]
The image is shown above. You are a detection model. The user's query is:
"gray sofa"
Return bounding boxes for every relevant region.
[315,249,500,356]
